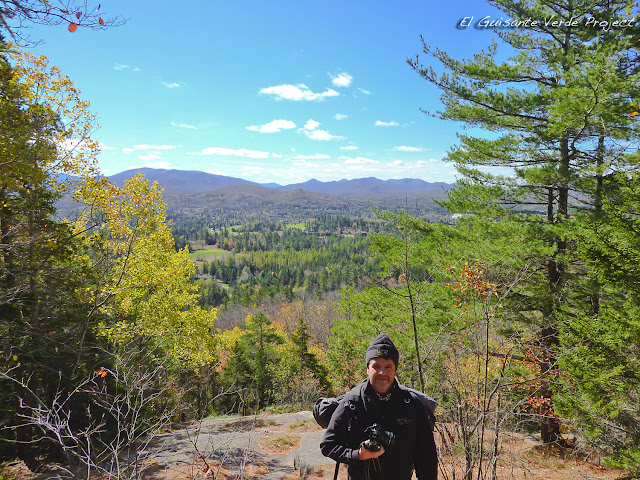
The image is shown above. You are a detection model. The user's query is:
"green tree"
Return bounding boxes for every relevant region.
[331,212,456,392]
[220,312,285,413]
[290,317,330,392]
[558,171,640,475]
[0,47,102,466]
[0,49,100,309]
[268,316,332,409]
[0,48,217,471]
[74,174,218,368]
[409,0,639,443]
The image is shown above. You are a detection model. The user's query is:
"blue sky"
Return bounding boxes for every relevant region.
[24,0,506,185]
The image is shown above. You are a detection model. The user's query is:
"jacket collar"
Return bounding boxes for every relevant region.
[365,378,399,401]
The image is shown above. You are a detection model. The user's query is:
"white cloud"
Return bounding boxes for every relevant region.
[114,63,140,72]
[380,159,451,179]
[340,145,359,151]
[375,120,399,127]
[304,129,343,141]
[134,144,176,150]
[171,122,197,129]
[294,161,320,168]
[122,147,135,153]
[138,153,161,161]
[344,163,382,173]
[394,145,425,152]
[140,161,171,169]
[334,113,348,120]
[162,82,182,88]
[294,154,330,160]
[243,166,265,174]
[304,119,320,131]
[247,119,296,133]
[259,84,339,101]
[299,118,343,141]
[358,88,372,95]
[190,147,271,159]
[331,73,353,88]
[343,157,379,165]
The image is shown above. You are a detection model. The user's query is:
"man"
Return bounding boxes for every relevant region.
[320,333,437,480]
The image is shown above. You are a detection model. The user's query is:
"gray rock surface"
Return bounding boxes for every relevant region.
[140,410,335,480]
[294,431,331,479]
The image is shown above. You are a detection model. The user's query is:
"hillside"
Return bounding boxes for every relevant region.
[108,168,262,193]
[163,184,380,222]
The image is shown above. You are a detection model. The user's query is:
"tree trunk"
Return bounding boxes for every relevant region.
[14,382,37,471]
[539,323,561,444]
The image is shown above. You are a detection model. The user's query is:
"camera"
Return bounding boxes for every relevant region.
[362,423,396,452]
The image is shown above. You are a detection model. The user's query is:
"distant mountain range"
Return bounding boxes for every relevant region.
[279,177,452,198]
[56,168,453,222]
[109,168,453,200]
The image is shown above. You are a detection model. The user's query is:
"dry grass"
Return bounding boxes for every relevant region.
[257,434,301,455]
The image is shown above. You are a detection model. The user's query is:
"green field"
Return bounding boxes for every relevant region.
[188,248,228,263]
[286,223,306,230]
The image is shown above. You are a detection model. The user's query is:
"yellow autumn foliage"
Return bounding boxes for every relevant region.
[7,47,100,191]
[74,174,217,367]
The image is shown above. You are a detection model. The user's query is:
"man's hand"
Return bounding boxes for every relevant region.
[358,441,385,460]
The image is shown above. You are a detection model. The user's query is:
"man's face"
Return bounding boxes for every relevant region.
[366,357,396,394]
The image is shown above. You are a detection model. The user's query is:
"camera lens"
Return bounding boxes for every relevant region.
[366,424,395,449]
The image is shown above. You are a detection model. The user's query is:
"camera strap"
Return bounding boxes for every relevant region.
[333,462,340,480]
[332,388,365,480]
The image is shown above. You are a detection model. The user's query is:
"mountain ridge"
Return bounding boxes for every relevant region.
[57,168,452,223]
[108,168,264,193]
[109,168,453,198]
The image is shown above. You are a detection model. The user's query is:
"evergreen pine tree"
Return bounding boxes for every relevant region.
[409,0,639,442]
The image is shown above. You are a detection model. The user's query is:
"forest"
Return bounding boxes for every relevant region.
[1,0,640,479]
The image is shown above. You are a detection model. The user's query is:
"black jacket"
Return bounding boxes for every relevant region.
[320,380,437,480]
